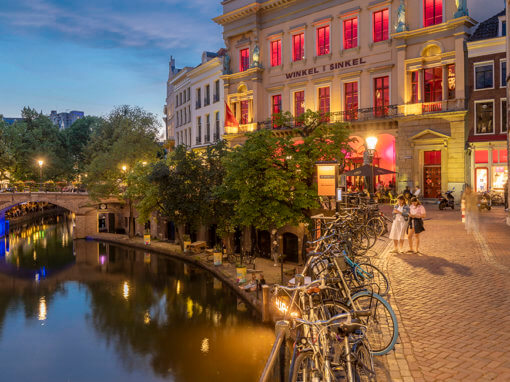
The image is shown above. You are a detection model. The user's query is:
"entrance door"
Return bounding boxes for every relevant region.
[424,167,441,198]
[282,233,299,263]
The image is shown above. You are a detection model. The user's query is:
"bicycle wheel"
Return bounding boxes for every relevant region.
[290,351,321,382]
[354,263,390,297]
[349,291,398,356]
[354,340,376,382]
[367,217,386,238]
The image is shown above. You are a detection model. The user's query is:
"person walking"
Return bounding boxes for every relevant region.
[389,195,408,253]
[408,197,426,253]
[413,185,421,198]
[463,185,479,233]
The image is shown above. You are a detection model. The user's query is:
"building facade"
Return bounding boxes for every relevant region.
[171,67,193,147]
[164,56,181,143]
[467,10,508,192]
[49,110,84,129]
[215,0,475,202]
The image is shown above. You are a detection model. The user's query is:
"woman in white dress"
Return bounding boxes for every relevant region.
[389,195,408,253]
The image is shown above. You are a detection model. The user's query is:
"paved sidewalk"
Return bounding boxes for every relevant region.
[381,206,510,381]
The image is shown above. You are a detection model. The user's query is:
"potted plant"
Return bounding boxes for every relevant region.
[182,234,191,252]
[213,243,223,266]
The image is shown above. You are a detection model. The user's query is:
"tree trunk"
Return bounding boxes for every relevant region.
[128,199,135,238]
[176,225,184,251]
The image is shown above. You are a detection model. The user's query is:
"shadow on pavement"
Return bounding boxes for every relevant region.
[397,252,472,276]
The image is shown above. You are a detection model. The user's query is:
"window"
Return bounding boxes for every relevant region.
[502,99,507,133]
[293,33,305,61]
[294,91,305,118]
[343,18,358,50]
[176,95,178,106]
[501,61,506,88]
[373,9,389,43]
[374,76,389,116]
[197,117,202,143]
[270,39,281,67]
[411,71,419,103]
[475,101,494,134]
[424,67,442,102]
[196,88,201,109]
[318,87,330,116]
[215,112,220,140]
[240,48,250,72]
[447,64,456,100]
[316,25,330,56]
[344,82,358,120]
[475,63,494,90]
[214,80,220,102]
[272,94,282,127]
[501,20,507,37]
[206,114,210,142]
[205,85,210,106]
[240,100,249,124]
[424,0,442,27]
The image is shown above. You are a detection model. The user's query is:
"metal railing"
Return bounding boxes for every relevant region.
[259,321,290,382]
[0,183,87,193]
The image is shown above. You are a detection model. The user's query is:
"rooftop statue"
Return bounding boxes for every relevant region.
[395,0,407,32]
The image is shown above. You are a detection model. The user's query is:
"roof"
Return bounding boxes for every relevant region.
[469,10,505,41]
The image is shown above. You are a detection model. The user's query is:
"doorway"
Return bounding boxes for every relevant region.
[282,232,299,263]
[423,150,441,198]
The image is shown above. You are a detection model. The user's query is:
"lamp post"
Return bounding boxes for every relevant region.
[365,136,378,194]
[37,160,44,183]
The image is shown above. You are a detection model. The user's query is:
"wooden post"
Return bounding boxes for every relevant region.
[262,285,271,323]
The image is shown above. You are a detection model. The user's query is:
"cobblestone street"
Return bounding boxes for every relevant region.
[379,205,510,381]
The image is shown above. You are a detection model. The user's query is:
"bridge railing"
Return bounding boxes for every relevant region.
[0,183,87,194]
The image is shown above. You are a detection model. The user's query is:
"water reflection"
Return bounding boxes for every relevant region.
[0,216,274,382]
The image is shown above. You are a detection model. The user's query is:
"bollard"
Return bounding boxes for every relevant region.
[461,199,466,223]
[262,285,271,323]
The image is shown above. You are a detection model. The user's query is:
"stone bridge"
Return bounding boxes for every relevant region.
[0,192,125,239]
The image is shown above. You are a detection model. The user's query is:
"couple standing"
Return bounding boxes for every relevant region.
[389,195,426,253]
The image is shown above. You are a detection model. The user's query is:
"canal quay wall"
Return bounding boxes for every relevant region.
[85,233,298,320]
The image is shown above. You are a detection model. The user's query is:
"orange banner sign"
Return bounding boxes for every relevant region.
[317,165,337,196]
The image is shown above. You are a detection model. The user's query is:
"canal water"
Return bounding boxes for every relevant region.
[0,214,274,382]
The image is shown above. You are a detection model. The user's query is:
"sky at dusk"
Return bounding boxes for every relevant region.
[0,0,505,128]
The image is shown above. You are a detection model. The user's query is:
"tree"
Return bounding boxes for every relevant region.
[84,105,161,237]
[0,121,14,181]
[63,116,102,176]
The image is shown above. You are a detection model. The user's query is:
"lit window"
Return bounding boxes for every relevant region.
[475,101,494,134]
[344,82,358,120]
[240,48,250,72]
[271,40,281,67]
[294,91,305,118]
[318,87,330,119]
[424,67,442,102]
[411,71,419,103]
[374,76,389,116]
[293,33,304,61]
[272,94,282,128]
[373,9,389,43]
[501,61,506,88]
[240,100,249,124]
[475,64,494,90]
[447,64,455,100]
[343,18,358,50]
[424,0,442,27]
[316,25,330,56]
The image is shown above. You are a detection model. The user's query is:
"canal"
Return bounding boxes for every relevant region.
[0,213,274,382]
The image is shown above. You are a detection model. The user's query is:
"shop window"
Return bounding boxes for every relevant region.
[475,101,494,134]
[270,39,281,67]
[318,86,330,119]
[411,71,419,103]
[424,150,441,165]
[292,33,305,61]
[424,0,442,27]
[316,25,330,56]
[501,61,507,88]
[372,9,389,43]
[424,67,442,103]
[475,150,488,164]
[294,90,305,118]
[344,81,358,120]
[493,149,508,163]
[475,168,488,192]
[343,17,358,50]
[240,100,249,124]
[239,48,250,72]
[447,64,456,99]
[374,76,389,117]
[492,166,508,190]
[475,63,494,90]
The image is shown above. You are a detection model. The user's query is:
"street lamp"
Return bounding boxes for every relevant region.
[365,136,378,194]
[37,160,44,183]
[121,165,127,172]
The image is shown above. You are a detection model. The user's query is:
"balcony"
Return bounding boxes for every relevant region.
[401,99,465,116]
